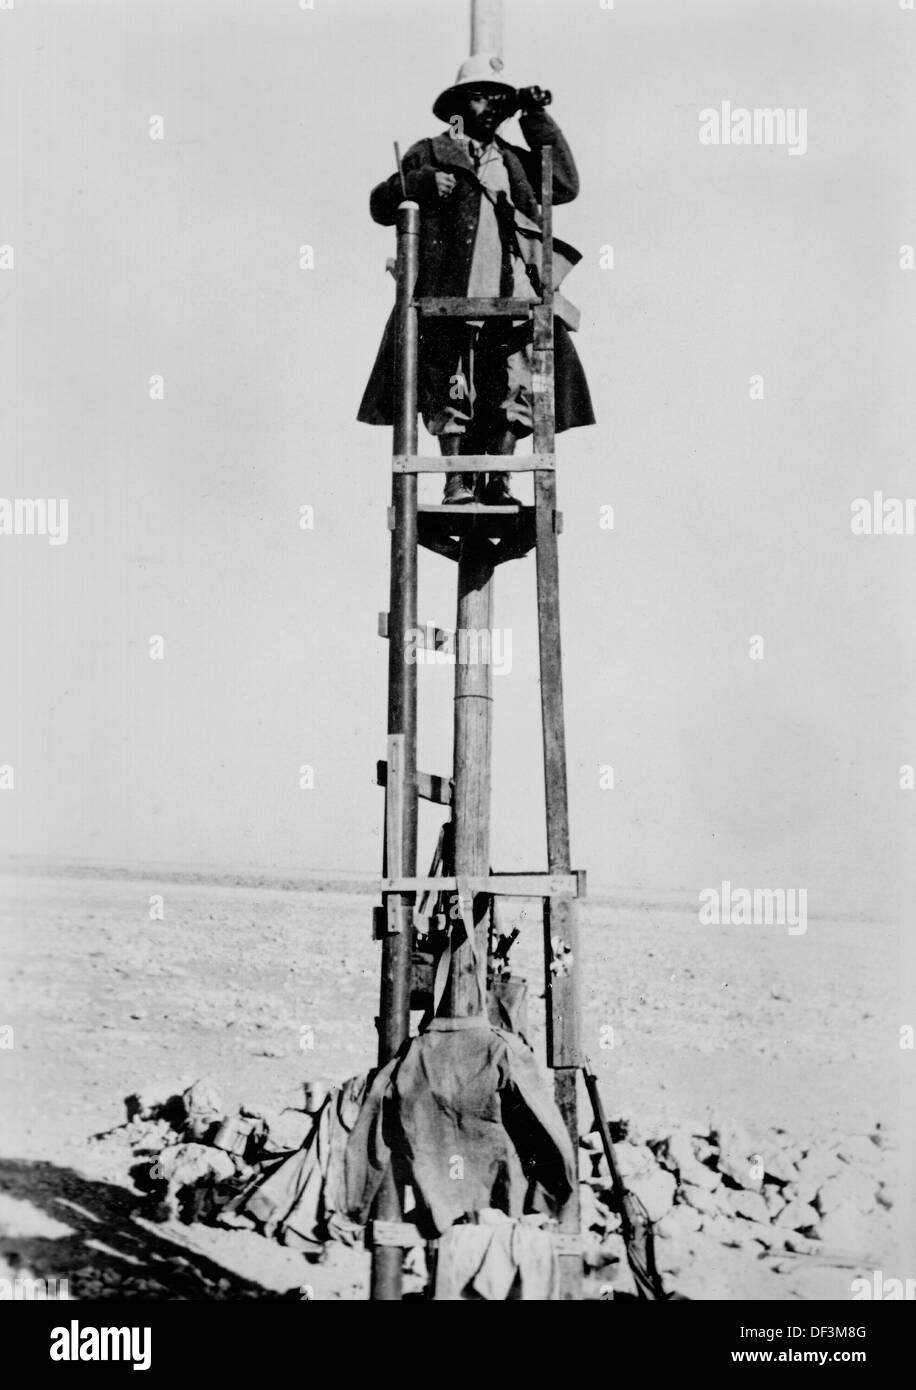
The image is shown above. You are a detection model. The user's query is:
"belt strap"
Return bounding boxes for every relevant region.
[432,875,485,1016]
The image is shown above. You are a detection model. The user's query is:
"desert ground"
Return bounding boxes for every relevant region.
[0,863,912,1301]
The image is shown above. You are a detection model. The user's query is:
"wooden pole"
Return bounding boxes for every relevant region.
[441,0,504,1016]
[444,537,494,1014]
[470,0,503,56]
[371,200,420,1302]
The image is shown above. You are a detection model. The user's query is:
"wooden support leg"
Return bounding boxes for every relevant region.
[531,160,583,1292]
[535,467,583,1301]
[372,201,420,1301]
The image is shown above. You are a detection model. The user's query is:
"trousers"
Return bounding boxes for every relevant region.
[419,319,534,439]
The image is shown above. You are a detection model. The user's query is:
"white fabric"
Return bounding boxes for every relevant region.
[465,140,538,303]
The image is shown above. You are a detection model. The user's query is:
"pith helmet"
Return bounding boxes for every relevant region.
[432,52,518,122]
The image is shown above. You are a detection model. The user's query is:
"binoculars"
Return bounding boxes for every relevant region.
[491,86,552,118]
[517,86,553,113]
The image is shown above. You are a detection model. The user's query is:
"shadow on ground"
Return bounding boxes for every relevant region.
[0,1158,271,1298]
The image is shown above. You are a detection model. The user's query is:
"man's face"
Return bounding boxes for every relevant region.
[459,88,508,141]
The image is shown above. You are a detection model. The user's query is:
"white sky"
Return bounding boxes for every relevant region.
[1,0,914,915]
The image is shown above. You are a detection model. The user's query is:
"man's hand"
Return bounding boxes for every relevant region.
[434,172,457,198]
[517,85,553,113]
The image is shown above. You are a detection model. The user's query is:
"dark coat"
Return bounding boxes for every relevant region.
[357,111,595,434]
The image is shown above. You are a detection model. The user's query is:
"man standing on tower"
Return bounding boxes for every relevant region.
[358,53,594,505]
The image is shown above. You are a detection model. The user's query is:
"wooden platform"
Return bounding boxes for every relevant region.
[416,503,537,562]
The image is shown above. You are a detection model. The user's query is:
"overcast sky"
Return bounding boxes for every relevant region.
[2,0,914,914]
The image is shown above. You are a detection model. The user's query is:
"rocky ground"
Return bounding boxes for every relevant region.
[0,866,912,1300]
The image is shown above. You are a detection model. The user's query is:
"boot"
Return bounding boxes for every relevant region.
[439,435,475,504]
[482,472,520,506]
[482,428,521,505]
[443,473,476,505]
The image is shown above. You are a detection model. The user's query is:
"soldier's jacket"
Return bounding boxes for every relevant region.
[357,110,595,434]
[343,1015,576,1238]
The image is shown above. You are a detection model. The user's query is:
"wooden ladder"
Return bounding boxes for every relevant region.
[371,149,584,1301]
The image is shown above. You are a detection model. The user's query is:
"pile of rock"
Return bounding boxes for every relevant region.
[88,1077,895,1299]
[89,1076,319,1224]
[578,1112,895,1298]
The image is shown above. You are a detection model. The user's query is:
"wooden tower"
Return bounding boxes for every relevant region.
[369,0,585,1301]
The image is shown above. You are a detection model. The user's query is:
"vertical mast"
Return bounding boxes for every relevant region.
[444,0,503,1014]
[471,0,503,55]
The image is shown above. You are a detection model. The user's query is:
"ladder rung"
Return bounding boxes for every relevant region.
[381,871,584,899]
[552,1233,583,1255]
[419,503,527,517]
[378,612,453,653]
[413,296,541,318]
[393,454,554,475]
[376,758,453,807]
[369,1220,426,1248]
[369,1219,580,1252]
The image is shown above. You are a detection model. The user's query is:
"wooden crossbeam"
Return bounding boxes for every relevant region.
[413,296,539,317]
[377,613,453,654]
[420,503,522,516]
[369,1220,425,1249]
[551,1233,584,1256]
[369,1220,582,1253]
[393,454,554,475]
[380,871,585,898]
[376,758,453,807]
